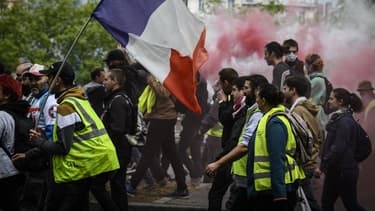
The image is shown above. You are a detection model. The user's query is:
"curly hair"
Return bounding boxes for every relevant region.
[0,74,22,102]
[305,53,324,72]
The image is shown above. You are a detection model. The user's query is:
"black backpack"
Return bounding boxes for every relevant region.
[310,75,333,114]
[103,93,147,146]
[354,123,372,162]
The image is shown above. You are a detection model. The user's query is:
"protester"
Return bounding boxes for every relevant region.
[208,67,238,211]
[199,80,224,183]
[319,88,366,211]
[247,83,305,211]
[83,67,106,116]
[306,53,329,128]
[11,64,57,211]
[28,61,120,211]
[15,62,33,101]
[0,74,28,211]
[127,74,189,198]
[104,48,147,103]
[101,68,134,211]
[283,76,324,211]
[356,81,375,211]
[264,41,291,89]
[206,74,268,211]
[283,39,305,77]
[177,73,208,186]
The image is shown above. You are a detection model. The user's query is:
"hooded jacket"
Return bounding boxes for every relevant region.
[292,99,324,169]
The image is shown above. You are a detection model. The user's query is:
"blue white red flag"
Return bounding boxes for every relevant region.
[93,0,208,113]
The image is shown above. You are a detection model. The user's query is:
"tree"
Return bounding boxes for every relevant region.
[0,0,117,83]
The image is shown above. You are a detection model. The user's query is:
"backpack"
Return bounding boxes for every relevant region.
[105,93,147,147]
[310,75,333,114]
[354,123,372,162]
[269,112,314,166]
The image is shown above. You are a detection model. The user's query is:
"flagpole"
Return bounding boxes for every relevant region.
[35,15,94,130]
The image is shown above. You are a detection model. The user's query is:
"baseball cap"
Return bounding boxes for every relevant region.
[23,64,46,77]
[40,61,75,82]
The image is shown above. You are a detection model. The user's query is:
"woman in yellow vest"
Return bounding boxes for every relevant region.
[247,84,305,211]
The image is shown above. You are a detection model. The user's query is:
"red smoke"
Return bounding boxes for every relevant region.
[201,10,276,81]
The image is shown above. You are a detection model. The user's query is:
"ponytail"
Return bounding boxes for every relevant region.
[333,88,363,112]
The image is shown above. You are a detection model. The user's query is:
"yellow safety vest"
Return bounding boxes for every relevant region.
[253,105,305,191]
[206,122,223,138]
[232,106,260,176]
[52,97,119,183]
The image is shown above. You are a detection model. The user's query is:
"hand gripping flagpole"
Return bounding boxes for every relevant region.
[35,15,93,130]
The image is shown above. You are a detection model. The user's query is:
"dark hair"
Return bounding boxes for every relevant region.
[108,68,126,85]
[305,54,324,72]
[333,88,363,112]
[258,84,284,107]
[105,49,129,68]
[284,76,311,98]
[247,74,269,91]
[232,76,247,90]
[90,67,105,81]
[265,41,284,58]
[283,39,299,52]
[219,68,238,84]
[0,74,22,102]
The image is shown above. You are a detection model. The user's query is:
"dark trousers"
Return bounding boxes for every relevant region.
[226,183,252,211]
[321,167,366,211]
[208,164,233,211]
[111,138,131,211]
[252,191,297,211]
[201,135,221,183]
[19,170,49,211]
[0,174,24,211]
[130,119,187,190]
[178,116,202,179]
[301,168,321,211]
[90,171,118,211]
[43,178,90,211]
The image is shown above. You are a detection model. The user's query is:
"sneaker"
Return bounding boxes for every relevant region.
[125,182,136,197]
[166,188,190,198]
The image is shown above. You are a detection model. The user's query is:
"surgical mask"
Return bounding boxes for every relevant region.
[286,52,297,62]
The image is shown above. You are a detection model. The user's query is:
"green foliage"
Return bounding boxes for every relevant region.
[0,0,117,84]
[258,0,285,15]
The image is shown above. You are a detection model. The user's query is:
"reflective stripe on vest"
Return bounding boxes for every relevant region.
[52,97,119,183]
[232,106,261,176]
[207,122,223,138]
[253,105,305,191]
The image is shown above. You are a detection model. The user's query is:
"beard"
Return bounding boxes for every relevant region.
[245,92,256,106]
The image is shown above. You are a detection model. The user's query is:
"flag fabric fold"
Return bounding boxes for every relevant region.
[93,0,208,113]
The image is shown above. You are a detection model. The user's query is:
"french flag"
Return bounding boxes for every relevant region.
[93,0,208,113]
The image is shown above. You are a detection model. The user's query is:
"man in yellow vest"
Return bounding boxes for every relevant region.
[29,62,119,211]
[206,74,268,210]
[248,84,305,211]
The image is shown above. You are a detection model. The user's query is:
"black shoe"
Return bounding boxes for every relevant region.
[167,188,190,198]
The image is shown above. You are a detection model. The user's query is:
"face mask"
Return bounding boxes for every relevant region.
[286,53,297,62]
